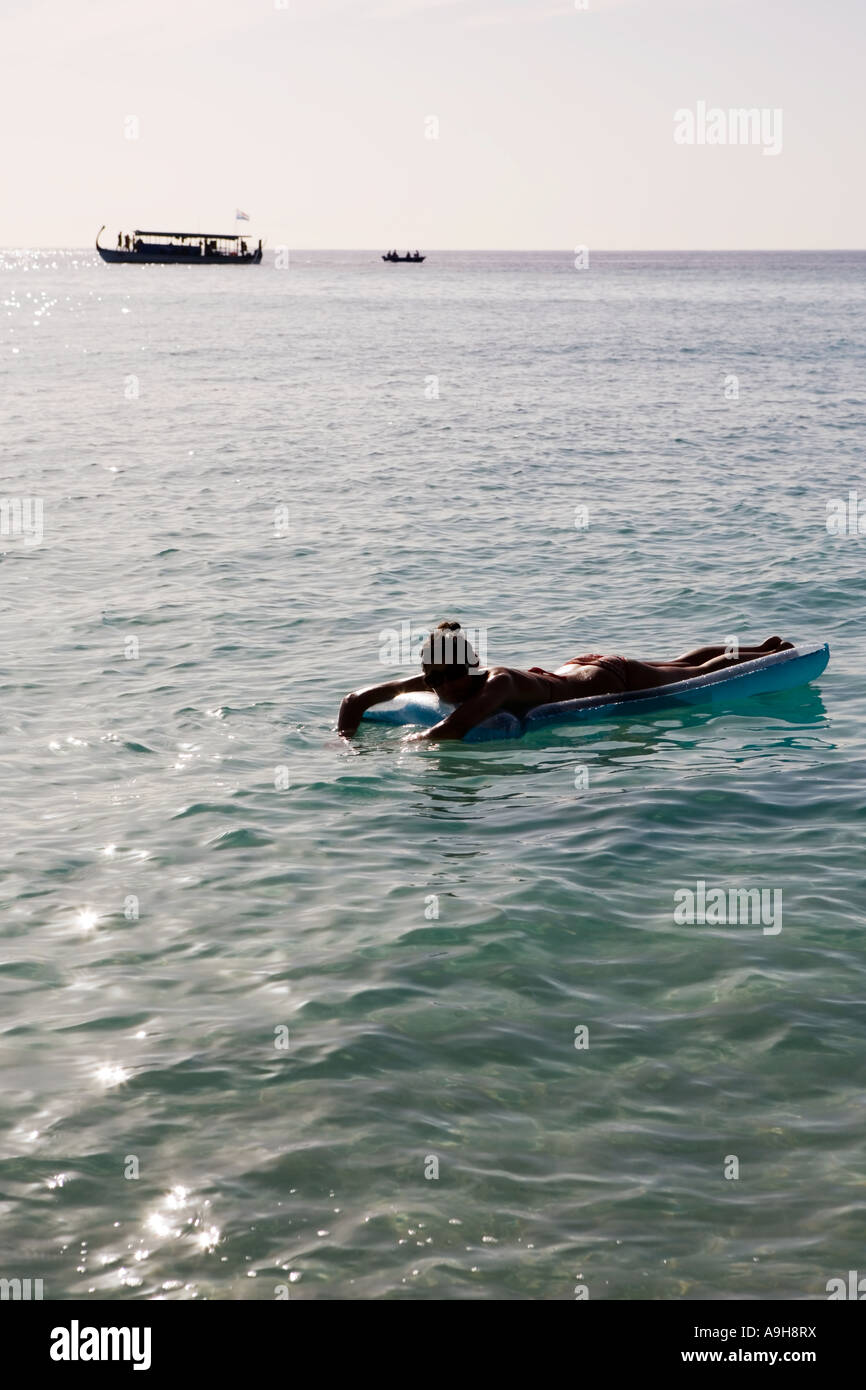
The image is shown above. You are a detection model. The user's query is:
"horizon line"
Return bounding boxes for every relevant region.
[3,245,866,254]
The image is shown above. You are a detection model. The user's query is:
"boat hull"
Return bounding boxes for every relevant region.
[382,256,425,263]
[97,245,262,265]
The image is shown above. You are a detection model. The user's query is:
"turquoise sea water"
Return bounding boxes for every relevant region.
[1,249,864,1300]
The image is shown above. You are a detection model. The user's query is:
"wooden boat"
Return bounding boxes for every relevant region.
[96,227,263,265]
[382,251,425,263]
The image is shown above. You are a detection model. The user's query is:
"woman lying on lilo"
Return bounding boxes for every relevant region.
[337,621,794,742]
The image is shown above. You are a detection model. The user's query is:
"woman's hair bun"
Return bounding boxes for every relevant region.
[421,621,479,670]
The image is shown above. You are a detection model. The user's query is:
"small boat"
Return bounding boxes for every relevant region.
[96,226,263,265]
[382,251,425,263]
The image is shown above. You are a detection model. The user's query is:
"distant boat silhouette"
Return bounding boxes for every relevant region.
[96,226,263,265]
[382,250,425,263]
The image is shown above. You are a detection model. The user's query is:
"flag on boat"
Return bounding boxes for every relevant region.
[235,209,250,221]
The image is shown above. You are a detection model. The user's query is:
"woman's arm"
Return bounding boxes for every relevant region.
[337,673,428,735]
[404,671,516,742]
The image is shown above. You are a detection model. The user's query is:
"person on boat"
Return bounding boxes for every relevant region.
[133,238,142,252]
[337,621,795,740]
[117,232,122,249]
[240,239,247,254]
[124,234,130,250]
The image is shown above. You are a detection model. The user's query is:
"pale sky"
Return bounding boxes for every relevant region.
[2,0,863,248]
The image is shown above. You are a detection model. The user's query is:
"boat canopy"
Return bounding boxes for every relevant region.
[132,230,247,240]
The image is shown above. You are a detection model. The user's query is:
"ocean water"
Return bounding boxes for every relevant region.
[1,248,864,1301]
